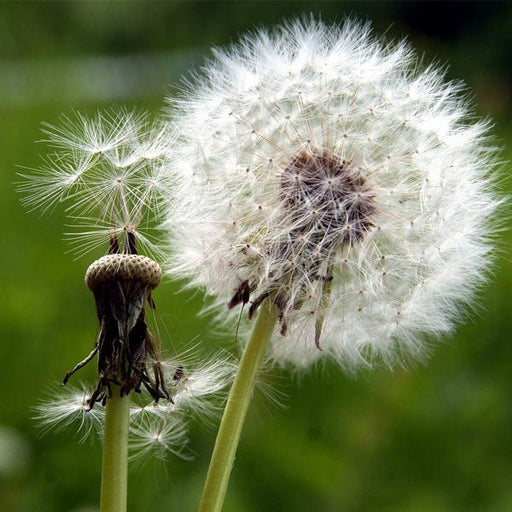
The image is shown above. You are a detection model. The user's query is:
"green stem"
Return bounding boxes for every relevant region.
[198,301,278,512]
[100,385,130,512]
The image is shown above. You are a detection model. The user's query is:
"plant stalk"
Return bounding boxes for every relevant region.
[100,385,130,512]
[198,301,278,512]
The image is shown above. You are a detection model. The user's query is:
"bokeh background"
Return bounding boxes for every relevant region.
[1,1,511,511]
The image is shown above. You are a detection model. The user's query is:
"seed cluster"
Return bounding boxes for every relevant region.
[278,148,374,254]
[230,149,375,343]
[167,19,499,370]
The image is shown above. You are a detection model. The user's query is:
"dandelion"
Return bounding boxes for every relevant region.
[165,18,502,511]
[19,109,234,512]
[19,109,172,259]
[35,351,235,461]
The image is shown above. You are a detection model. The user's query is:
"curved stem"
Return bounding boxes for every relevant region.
[100,385,130,512]
[198,301,278,512]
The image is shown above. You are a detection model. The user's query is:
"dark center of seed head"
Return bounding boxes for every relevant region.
[227,150,374,324]
[279,149,374,244]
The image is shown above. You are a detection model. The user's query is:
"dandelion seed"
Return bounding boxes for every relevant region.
[126,353,235,460]
[166,18,502,371]
[18,109,173,259]
[129,414,192,461]
[35,385,104,441]
[161,352,238,424]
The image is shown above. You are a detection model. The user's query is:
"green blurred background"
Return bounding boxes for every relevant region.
[1,1,511,511]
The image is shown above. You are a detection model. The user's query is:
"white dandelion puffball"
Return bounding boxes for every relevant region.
[19,109,173,258]
[166,19,500,371]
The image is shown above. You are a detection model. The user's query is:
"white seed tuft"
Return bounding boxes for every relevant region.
[34,385,104,442]
[36,351,235,460]
[165,18,502,372]
[18,109,174,259]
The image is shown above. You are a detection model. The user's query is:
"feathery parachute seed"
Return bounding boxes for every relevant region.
[36,351,235,459]
[18,109,173,259]
[166,18,501,371]
[35,385,105,441]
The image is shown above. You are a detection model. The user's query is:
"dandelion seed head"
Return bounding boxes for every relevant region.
[21,108,234,460]
[19,109,174,258]
[166,18,502,371]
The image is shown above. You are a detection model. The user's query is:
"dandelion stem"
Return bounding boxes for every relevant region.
[198,301,278,512]
[100,385,130,512]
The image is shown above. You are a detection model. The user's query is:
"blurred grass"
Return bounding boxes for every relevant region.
[0,2,511,512]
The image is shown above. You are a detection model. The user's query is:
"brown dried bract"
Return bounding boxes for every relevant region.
[62,234,169,409]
